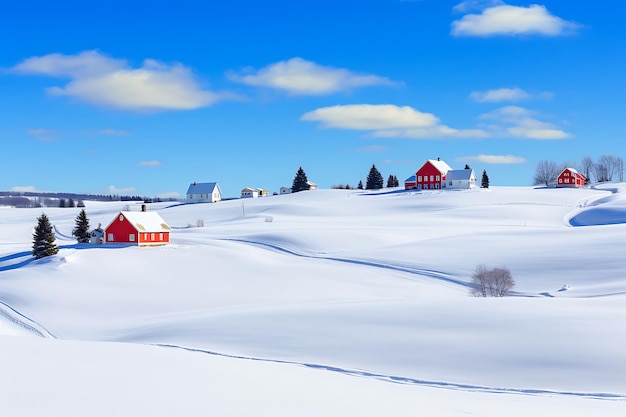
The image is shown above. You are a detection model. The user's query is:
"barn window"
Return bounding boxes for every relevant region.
[151,233,155,241]
[108,233,114,242]
[417,176,422,182]
[129,234,135,242]
[430,175,434,181]
[436,175,440,181]
[159,233,163,241]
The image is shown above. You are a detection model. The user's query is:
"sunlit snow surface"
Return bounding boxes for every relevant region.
[1,185,625,416]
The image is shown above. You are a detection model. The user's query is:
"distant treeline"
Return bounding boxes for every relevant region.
[0,191,176,208]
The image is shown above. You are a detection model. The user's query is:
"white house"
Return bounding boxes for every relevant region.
[186,182,222,203]
[241,187,269,198]
[445,169,476,189]
[280,187,292,195]
[307,181,318,190]
[241,187,259,198]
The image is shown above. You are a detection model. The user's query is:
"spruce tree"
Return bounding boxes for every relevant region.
[72,209,91,243]
[32,213,58,259]
[357,180,363,190]
[481,170,490,188]
[386,174,395,188]
[393,175,399,187]
[291,167,311,193]
[366,164,384,190]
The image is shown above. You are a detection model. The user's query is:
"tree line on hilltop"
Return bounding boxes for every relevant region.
[0,191,171,209]
[534,154,624,186]
[294,164,490,192]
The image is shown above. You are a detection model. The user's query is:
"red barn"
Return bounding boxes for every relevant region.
[557,168,586,188]
[414,158,453,190]
[105,211,171,246]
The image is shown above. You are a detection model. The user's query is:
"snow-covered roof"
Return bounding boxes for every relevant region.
[446,169,475,181]
[405,175,416,182]
[186,182,221,195]
[561,167,585,178]
[427,159,453,174]
[114,211,171,233]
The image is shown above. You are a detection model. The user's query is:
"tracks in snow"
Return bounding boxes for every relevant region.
[0,300,56,339]
[156,343,625,401]
[222,238,471,288]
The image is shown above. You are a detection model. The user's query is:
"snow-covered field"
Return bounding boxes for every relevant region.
[1,185,625,416]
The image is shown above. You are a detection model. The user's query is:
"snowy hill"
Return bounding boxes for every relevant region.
[1,186,625,416]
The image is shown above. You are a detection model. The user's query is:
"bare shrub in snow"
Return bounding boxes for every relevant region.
[470,264,515,297]
[196,219,205,227]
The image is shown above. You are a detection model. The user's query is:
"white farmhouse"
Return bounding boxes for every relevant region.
[280,187,292,195]
[445,169,476,189]
[241,187,259,198]
[186,182,222,203]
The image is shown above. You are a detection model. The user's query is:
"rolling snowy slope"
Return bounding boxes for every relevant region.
[1,185,625,416]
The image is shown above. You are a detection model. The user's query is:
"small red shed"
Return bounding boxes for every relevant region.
[105,210,171,246]
[415,158,453,190]
[557,168,586,188]
[404,175,417,190]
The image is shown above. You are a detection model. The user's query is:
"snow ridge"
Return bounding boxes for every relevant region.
[156,343,625,400]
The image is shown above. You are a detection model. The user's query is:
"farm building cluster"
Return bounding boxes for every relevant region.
[404,158,585,190]
[83,160,587,249]
[404,158,477,190]
[185,180,318,203]
[89,205,171,247]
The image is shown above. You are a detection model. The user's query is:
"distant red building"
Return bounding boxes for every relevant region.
[414,158,453,190]
[557,168,586,188]
[105,210,171,246]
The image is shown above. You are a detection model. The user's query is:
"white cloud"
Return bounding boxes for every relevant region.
[301,104,488,139]
[229,58,396,96]
[479,105,572,139]
[138,161,161,167]
[371,126,489,139]
[11,185,46,193]
[451,4,582,37]
[470,87,532,103]
[107,185,136,195]
[27,128,56,141]
[301,104,438,130]
[98,129,128,136]
[453,0,503,13]
[12,50,228,111]
[459,154,526,164]
[155,191,181,199]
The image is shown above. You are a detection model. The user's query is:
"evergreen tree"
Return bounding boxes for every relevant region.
[481,170,490,188]
[357,180,363,190]
[58,198,66,208]
[393,175,399,187]
[32,213,58,259]
[464,164,471,170]
[386,174,395,188]
[72,209,91,243]
[291,167,311,193]
[68,198,76,208]
[365,164,384,190]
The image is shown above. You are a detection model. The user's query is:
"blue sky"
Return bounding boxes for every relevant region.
[1,0,624,198]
